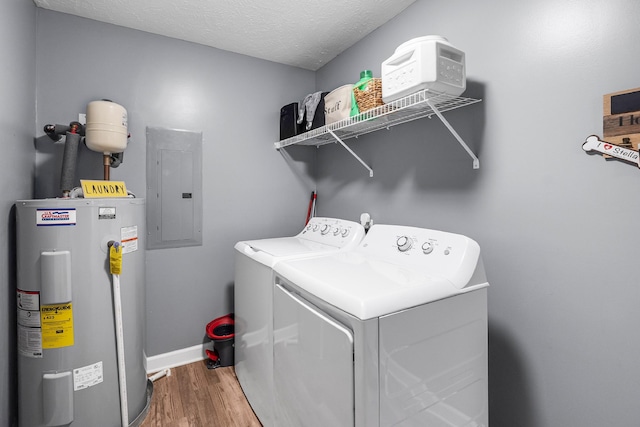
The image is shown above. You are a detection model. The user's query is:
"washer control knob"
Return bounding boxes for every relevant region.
[312,223,319,232]
[422,242,434,254]
[321,224,331,235]
[333,227,341,236]
[342,228,350,238]
[396,236,412,252]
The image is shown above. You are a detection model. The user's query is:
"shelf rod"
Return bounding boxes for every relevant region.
[426,99,480,169]
[328,129,374,177]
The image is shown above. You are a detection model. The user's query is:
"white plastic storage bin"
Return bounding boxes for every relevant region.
[382,36,466,103]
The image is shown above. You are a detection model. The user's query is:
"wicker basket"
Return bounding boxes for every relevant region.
[353,78,384,113]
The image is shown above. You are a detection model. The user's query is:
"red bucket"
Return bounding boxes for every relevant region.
[205,313,234,367]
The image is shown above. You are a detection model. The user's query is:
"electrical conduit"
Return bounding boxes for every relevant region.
[109,241,128,426]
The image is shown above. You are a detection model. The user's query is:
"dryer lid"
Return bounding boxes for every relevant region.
[275,252,471,320]
[273,224,488,320]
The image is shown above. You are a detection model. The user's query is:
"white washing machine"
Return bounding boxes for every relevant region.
[234,217,366,426]
[272,224,489,427]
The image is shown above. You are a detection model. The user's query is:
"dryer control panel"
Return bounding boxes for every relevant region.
[357,224,484,289]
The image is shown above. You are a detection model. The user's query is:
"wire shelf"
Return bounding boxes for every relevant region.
[274,89,481,149]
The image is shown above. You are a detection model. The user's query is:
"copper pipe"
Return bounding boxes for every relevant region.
[103,154,111,181]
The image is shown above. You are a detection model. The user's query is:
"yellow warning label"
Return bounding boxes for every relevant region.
[80,180,128,198]
[41,303,74,349]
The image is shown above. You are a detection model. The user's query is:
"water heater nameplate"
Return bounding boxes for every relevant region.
[73,361,104,391]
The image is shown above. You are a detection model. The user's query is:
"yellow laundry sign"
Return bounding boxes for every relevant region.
[81,180,128,198]
[41,303,74,349]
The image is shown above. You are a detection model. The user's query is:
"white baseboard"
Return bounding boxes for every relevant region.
[146,343,210,374]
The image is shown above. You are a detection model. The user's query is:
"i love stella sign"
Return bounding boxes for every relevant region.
[582,135,639,166]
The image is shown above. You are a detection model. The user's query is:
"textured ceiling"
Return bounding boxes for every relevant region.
[33,0,415,70]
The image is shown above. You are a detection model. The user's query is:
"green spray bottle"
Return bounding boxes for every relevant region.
[350,70,373,117]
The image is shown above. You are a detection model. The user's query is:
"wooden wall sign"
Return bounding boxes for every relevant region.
[603,87,640,149]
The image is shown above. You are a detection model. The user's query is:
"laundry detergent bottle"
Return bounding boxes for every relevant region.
[350,69,373,117]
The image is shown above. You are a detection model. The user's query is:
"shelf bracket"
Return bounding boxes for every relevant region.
[426,99,480,169]
[328,130,374,177]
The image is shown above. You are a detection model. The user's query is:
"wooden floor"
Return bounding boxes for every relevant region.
[140,361,262,427]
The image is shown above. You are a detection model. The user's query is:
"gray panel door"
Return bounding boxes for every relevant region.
[146,127,202,249]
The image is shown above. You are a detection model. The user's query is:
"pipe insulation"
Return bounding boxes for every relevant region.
[43,124,71,141]
[60,131,81,196]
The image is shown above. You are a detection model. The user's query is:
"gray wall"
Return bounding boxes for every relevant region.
[34,9,316,356]
[1,1,36,426]
[7,1,639,426]
[315,0,640,426]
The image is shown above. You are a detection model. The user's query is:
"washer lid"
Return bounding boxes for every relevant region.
[234,217,366,266]
[274,251,486,320]
[235,237,336,267]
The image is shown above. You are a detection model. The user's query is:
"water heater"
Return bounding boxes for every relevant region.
[16,198,150,427]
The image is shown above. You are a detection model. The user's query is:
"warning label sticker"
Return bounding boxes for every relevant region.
[18,324,42,358]
[74,361,104,391]
[18,307,41,327]
[121,225,138,254]
[41,303,74,349]
[17,289,42,358]
[17,289,39,311]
